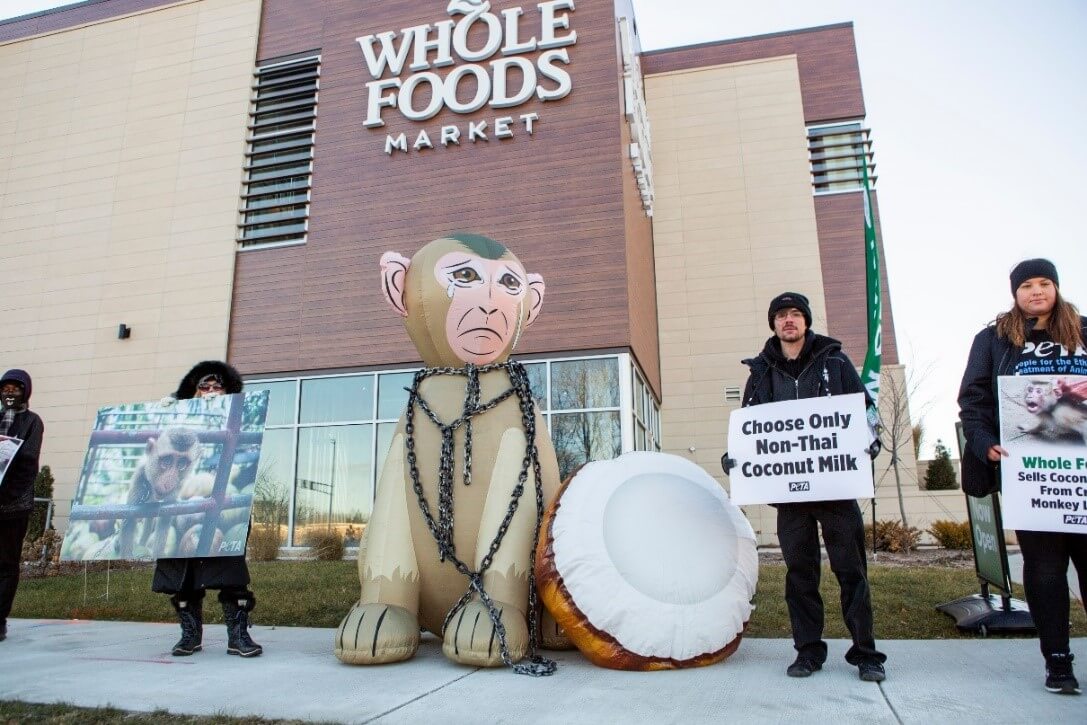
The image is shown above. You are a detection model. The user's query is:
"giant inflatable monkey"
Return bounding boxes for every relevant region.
[335,234,562,672]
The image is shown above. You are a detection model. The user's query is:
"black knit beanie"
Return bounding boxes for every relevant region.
[767,292,812,329]
[1010,258,1058,294]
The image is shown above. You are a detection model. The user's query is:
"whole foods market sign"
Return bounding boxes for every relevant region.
[358,0,577,155]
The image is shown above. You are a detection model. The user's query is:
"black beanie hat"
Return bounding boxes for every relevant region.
[767,292,812,329]
[1010,258,1058,294]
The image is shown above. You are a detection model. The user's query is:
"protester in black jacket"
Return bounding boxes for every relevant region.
[737,293,886,682]
[0,369,44,642]
[958,258,1087,695]
[153,361,262,658]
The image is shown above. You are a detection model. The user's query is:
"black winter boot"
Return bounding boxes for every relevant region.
[222,594,262,657]
[169,595,203,656]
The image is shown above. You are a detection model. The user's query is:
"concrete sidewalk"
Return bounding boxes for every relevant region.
[1,619,1083,723]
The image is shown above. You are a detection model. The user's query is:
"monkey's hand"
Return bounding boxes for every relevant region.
[158,395,178,408]
[1017,419,1039,434]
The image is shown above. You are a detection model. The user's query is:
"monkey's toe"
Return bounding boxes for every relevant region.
[442,600,528,667]
[334,602,419,665]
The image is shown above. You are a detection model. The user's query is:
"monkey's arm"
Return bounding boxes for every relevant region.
[958,328,1001,462]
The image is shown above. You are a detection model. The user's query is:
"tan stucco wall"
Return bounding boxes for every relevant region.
[646,57,966,544]
[0,0,261,516]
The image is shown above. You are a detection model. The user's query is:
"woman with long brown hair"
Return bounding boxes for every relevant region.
[959,258,1087,695]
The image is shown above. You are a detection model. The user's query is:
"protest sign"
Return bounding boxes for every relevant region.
[0,435,24,487]
[727,393,872,505]
[60,390,270,561]
[998,375,1087,533]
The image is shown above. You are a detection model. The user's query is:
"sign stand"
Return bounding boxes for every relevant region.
[936,424,1033,635]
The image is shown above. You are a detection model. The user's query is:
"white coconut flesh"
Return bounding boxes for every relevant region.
[551,452,758,661]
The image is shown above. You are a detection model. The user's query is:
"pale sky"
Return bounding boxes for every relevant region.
[4,0,1086,459]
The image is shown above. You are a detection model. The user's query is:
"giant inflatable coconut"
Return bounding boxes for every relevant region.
[335,234,564,672]
[536,452,758,670]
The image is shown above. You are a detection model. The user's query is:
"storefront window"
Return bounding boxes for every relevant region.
[552,412,622,480]
[293,425,373,547]
[245,353,659,548]
[300,376,373,424]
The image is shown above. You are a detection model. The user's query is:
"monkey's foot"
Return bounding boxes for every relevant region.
[442,600,528,667]
[539,609,574,651]
[334,602,419,665]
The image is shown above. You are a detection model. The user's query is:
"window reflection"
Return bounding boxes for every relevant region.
[251,428,293,545]
[524,362,548,411]
[552,359,619,410]
[300,376,373,424]
[551,411,621,481]
[245,380,296,427]
[293,425,373,546]
[378,372,414,420]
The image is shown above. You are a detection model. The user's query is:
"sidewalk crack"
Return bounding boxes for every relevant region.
[360,668,481,724]
[878,682,904,725]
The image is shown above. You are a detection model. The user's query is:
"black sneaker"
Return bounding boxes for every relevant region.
[1045,653,1081,695]
[0,622,7,642]
[786,657,822,678]
[858,660,886,682]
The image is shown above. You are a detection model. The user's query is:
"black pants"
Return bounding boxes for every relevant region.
[0,514,31,625]
[777,500,885,665]
[1016,529,1087,659]
[172,565,253,609]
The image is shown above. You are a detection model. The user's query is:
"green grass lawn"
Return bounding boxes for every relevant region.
[12,560,1086,639]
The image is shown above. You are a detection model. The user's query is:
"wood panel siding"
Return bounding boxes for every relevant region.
[234,0,663,397]
[814,191,899,366]
[642,23,864,125]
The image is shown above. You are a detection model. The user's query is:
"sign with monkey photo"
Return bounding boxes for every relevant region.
[60,391,270,562]
[0,435,24,487]
[998,375,1087,533]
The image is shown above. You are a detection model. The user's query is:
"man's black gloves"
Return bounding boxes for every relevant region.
[720,453,736,475]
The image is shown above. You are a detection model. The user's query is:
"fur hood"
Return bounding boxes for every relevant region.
[174,360,244,400]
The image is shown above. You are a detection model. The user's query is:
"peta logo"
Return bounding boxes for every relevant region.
[789,481,811,492]
[1063,514,1087,526]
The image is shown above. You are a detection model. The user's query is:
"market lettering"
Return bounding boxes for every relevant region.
[359,1,577,129]
[384,113,539,155]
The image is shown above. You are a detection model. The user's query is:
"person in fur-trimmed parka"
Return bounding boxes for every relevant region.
[153,361,263,658]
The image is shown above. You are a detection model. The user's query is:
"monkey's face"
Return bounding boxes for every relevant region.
[1023,382,1054,414]
[434,252,528,365]
[144,428,202,499]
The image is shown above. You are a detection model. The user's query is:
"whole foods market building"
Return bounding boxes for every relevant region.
[2,0,958,546]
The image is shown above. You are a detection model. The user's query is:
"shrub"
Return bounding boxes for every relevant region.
[21,528,61,564]
[928,519,972,549]
[26,465,55,542]
[247,525,281,562]
[864,519,921,552]
[304,529,346,561]
[924,441,959,490]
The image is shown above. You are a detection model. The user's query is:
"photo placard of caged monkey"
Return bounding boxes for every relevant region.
[117,426,203,558]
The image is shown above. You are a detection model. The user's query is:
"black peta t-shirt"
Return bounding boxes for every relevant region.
[1014,329,1087,376]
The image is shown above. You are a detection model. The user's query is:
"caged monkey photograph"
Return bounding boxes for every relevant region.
[999,375,1087,449]
[60,391,270,563]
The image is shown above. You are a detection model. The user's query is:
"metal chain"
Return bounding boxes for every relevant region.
[404,360,556,676]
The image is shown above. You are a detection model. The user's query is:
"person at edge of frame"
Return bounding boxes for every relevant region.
[0,369,45,643]
[722,292,887,682]
[958,258,1087,696]
[155,361,263,658]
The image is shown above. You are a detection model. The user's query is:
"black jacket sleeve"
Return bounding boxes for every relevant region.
[0,411,44,513]
[958,327,1000,463]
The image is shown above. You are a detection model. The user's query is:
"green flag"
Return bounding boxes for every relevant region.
[860,157,881,406]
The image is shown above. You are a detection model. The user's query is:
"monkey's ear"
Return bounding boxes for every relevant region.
[380,251,411,318]
[525,273,545,328]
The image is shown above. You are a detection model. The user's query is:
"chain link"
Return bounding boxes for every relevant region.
[404,360,556,676]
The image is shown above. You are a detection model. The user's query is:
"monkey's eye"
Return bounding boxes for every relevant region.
[498,273,522,292]
[451,267,480,283]
[159,454,192,471]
